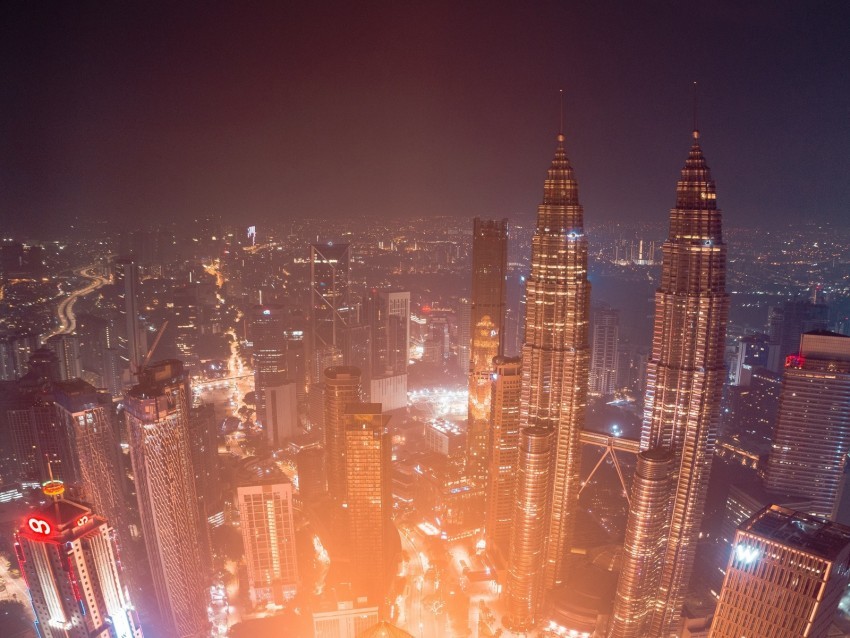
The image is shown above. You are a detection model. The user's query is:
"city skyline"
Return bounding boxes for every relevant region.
[3,4,850,637]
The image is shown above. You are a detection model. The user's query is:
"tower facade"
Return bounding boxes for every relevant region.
[765,331,850,520]
[640,130,728,636]
[124,360,208,637]
[310,243,351,383]
[514,131,590,595]
[251,304,287,439]
[589,303,620,397]
[709,505,850,638]
[609,448,674,638]
[236,457,299,606]
[15,498,143,638]
[484,356,522,562]
[344,403,392,601]
[52,379,127,539]
[323,366,362,503]
[467,218,508,494]
[506,427,552,630]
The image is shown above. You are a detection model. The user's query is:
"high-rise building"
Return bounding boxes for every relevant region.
[236,456,299,606]
[0,331,39,380]
[124,360,208,637]
[44,334,83,381]
[609,448,674,638]
[484,356,521,563]
[344,403,392,601]
[638,129,728,636]
[589,303,620,397]
[113,256,146,375]
[52,379,127,538]
[767,299,829,372]
[367,289,410,411]
[709,504,850,638]
[729,332,770,386]
[506,427,552,631]
[512,130,590,599]
[310,243,351,384]
[324,366,362,503]
[250,304,287,438]
[15,491,143,637]
[467,218,508,495]
[8,396,79,486]
[765,331,850,521]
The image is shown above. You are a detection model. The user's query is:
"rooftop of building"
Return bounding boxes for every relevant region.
[744,504,850,561]
[356,621,414,638]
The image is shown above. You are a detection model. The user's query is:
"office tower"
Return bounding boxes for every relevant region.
[310,243,351,383]
[312,594,379,638]
[767,299,829,371]
[513,130,590,594]
[709,504,850,638]
[639,129,728,636]
[729,333,769,386]
[589,303,620,397]
[8,396,79,486]
[124,360,208,637]
[250,304,287,435]
[113,256,146,374]
[265,381,299,445]
[467,218,508,495]
[457,297,471,374]
[484,356,522,562]
[0,331,40,380]
[505,427,552,631]
[324,366,362,502]
[344,403,392,601]
[189,403,223,527]
[15,490,143,637]
[296,443,326,500]
[765,331,850,520]
[367,290,410,411]
[44,334,82,381]
[609,449,674,638]
[236,457,299,606]
[52,379,127,536]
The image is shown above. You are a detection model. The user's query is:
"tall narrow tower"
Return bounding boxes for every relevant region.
[323,366,362,503]
[484,356,522,562]
[467,218,508,495]
[124,360,208,637]
[514,129,590,594]
[641,129,728,636]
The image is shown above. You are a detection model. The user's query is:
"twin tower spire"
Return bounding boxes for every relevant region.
[503,101,726,638]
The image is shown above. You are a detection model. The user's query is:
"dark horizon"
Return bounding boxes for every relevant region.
[2,1,849,235]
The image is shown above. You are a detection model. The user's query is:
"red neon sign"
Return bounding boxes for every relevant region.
[27,517,51,535]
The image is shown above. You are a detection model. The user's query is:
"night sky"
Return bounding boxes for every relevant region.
[1,1,848,234]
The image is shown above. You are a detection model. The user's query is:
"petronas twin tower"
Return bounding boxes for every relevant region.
[502,125,727,637]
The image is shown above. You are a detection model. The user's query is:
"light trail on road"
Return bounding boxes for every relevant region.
[44,265,109,341]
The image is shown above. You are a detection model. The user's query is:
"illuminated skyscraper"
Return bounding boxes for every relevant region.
[15,491,143,637]
[52,379,127,538]
[310,243,351,384]
[765,331,850,521]
[709,505,850,638]
[506,426,552,631]
[236,457,299,606]
[512,130,590,596]
[324,366,362,503]
[467,218,508,494]
[124,360,208,637]
[367,289,410,411]
[609,449,674,638]
[44,334,82,381]
[639,129,728,636]
[589,303,619,397]
[344,403,392,601]
[484,355,521,562]
[250,304,288,442]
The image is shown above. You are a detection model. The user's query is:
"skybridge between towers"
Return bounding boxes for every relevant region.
[578,430,640,505]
